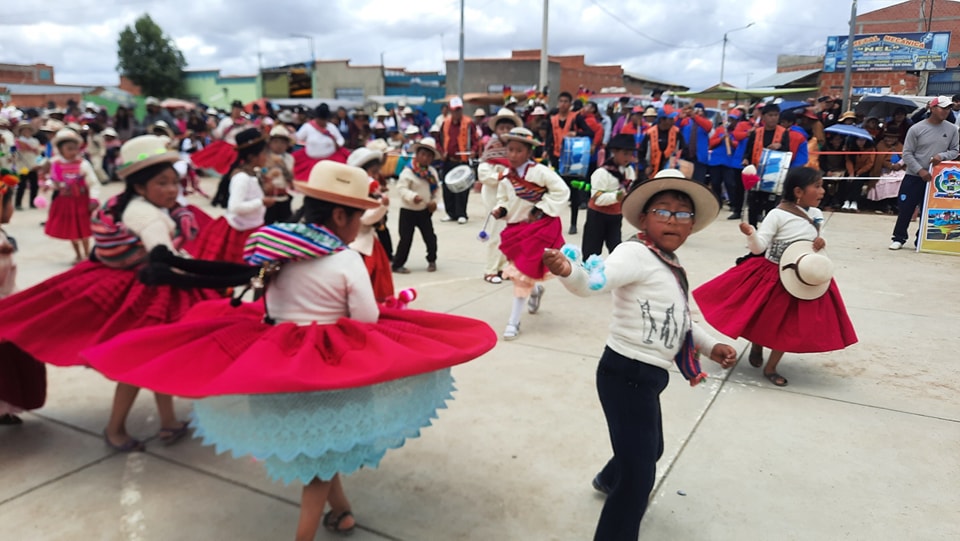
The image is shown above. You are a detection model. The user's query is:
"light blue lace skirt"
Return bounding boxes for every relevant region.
[191,369,455,484]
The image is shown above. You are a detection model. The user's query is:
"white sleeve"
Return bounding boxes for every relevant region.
[227,173,265,216]
[558,242,649,297]
[360,201,389,226]
[747,210,781,254]
[590,168,621,207]
[496,178,510,208]
[533,165,571,217]
[397,169,418,205]
[331,124,345,147]
[295,124,310,143]
[691,322,719,356]
[214,118,232,139]
[82,160,100,200]
[343,252,379,323]
[123,201,174,251]
[477,161,504,187]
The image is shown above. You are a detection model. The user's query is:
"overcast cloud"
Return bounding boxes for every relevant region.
[0,0,906,91]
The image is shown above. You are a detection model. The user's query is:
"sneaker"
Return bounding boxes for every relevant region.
[568,225,577,235]
[527,285,544,314]
[888,241,903,251]
[591,474,610,496]
[503,323,520,340]
[849,201,858,212]
[726,213,742,220]
[457,217,467,224]
[440,216,455,222]
[427,262,437,272]
[841,201,851,210]
[392,266,411,274]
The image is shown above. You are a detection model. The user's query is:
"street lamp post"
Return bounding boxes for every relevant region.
[720,22,755,85]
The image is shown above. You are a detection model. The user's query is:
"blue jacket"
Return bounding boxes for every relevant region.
[789,126,809,168]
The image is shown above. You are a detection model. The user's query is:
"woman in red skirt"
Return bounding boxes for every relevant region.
[0,134,220,450]
[191,128,278,263]
[693,168,857,386]
[346,147,395,302]
[43,128,100,263]
[489,127,571,340]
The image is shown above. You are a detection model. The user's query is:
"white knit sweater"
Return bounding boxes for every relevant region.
[495,162,570,223]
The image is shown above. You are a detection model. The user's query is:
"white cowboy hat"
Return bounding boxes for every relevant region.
[101,127,119,138]
[778,240,834,300]
[530,106,547,116]
[373,106,390,117]
[473,107,487,117]
[487,108,522,131]
[499,127,542,147]
[52,128,83,146]
[401,106,414,115]
[145,96,161,106]
[117,135,181,179]
[366,138,389,153]
[269,125,295,143]
[620,168,720,233]
[347,147,384,169]
[411,137,442,161]
[403,125,420,136]
[40,119,65,132]
[277,110,296,124]
[150,121,175,139]
[14,122,36,135]
[429,123,441,133]
[294,161,379,210]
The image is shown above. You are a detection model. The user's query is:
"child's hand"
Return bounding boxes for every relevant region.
[709,344,737,369]
[426,200,437,214]
[542,248,572,277]
[813,237,826,251]
[739,223,755,236]
[380,195,390,207]
[413,195,423,204]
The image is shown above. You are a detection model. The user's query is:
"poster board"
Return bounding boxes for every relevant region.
[824,32,951,73]
[918,162,960,255]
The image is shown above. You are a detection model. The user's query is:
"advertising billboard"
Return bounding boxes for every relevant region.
[824,32,951,73]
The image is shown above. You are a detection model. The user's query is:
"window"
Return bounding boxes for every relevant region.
[335,88,364,101]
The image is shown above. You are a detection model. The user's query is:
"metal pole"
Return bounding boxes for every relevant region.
[539,0,549,96]
[841,0,858,111]
[720,33,728,85]
[458,0,465,102]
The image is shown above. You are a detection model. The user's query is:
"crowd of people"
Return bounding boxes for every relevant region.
[0,85,881,540]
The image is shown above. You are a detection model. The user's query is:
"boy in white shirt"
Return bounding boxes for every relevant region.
[393,137,441,273]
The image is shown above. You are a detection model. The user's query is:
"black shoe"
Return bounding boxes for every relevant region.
[568,225,577,235]
[14,205,24,211]
[727,213,742,220]
[592,474,610,496]
[0,414,23,425]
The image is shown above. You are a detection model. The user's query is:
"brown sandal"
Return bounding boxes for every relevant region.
[323,510,356,536]
[764,371,788,387]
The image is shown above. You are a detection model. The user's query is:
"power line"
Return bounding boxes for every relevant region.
[584,0,723,50]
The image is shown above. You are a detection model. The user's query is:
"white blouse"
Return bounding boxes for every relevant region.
[747,206,823,263]
[296,121,345,159]
[226,171,266,231]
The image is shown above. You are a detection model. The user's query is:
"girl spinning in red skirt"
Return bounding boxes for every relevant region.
[490,127,570,340]
[191,128,278,262]
[693,167,858,386]
[43,128,100,263]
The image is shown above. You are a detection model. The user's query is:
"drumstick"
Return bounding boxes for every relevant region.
[477,214,493,242]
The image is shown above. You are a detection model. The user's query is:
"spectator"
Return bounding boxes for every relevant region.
[820,132,847,208]
[840,135,876,212]
[867,129,904,214]
[885,107,912,144]
[142,97,180,135]
[113,106,137,141]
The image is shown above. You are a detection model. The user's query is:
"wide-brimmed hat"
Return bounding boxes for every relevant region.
[401,125,419,136]
[373,106,390,117]
[838,111,857,122]
[411,137,442,161]
[150,121,175,139]
[620,168,720,233]
[347,147,384,169]
[643,106,658,118]
[401,106,414,116]
[487,108,522,130]
[144,97,161,106]
[429,123,441,133]
[294,161,379,210]
[101,127,119,138]
[14,122,35,135]
[52,128,83,146]
[473,107,487,117]
[117,134,180,179]
[366,138,389,153]
[607,134,637,151]
[499,127,542,147]
[40,119,65,132]
[530,106,547,116]
[269,125,295,143]
[277,110,296,124]
[778,240,834,300]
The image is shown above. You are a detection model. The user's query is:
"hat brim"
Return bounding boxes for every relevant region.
[14,124,35,134]
[488,114,522,131]
[117,151,181,179]
[411,143,442,161]
[620,171,720,233]
[52,133,83,146]
[778,240,832,300]
[293,183,380,210]
[499,134,542,147]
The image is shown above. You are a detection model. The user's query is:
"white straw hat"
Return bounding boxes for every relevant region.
[778,240,835,300]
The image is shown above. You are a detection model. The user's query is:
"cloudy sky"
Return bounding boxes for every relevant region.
[0,0,911,91]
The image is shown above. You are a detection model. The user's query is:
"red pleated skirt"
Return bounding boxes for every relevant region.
[692,257,858,353]
[0,261,220,367]
[292,147,350,181]
[0,344,46,410]
[82,299,497,397]
[44,194,92,240]
[187,216,255,263]
[178,204,215,256]
[363,239,395,303]
[499,216,564,280]
[190,140,237,174]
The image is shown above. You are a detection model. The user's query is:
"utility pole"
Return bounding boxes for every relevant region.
[720,23,754,86]
[841,0,857,111]
[539,0,549,98]
[458,0,465,102]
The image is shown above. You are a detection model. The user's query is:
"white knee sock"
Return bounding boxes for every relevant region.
[509,297,526,326]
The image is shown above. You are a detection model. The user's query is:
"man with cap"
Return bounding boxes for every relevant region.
[741,102,788,226]
[437,97,479,224]
[889,95,960,250]
[142,97,180,135]
[544,91,595,234]
[707,108,752,219]
[678,103,714,185]
[638,106,687,178]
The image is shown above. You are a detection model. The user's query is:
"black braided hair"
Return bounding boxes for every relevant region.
[138,246,259,289]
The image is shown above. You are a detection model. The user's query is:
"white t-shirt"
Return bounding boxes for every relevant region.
[296,121,345,159]
[225,171,265,231]
[266,250,379,325]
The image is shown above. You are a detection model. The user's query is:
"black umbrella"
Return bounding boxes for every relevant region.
[855,95,919,119]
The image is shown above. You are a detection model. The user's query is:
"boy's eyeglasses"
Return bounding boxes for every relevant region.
[647,209,695,223]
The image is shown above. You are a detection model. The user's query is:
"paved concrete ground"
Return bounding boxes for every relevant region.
[1,177,959,540]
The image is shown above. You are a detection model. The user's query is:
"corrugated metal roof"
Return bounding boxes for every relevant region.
[0,83,96,95]
[623,72,689,90]
[748,69,821,89]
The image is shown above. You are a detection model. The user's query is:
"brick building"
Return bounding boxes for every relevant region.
[0,63,55,85]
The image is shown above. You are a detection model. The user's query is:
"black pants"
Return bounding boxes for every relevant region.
[263,199,292,225]
[15,171,39,208]
[393,208,437,268]
[837,178,863,203]
[563,176,588,226]
[594,347,669,541]
[441,160,469,220]
[376,215,394,260]
[719,166,744,216]
[692,161,708,185]
[892,173,926,244]
[582,209,622,258]
[747,190,779,227]
[707,165,727,203]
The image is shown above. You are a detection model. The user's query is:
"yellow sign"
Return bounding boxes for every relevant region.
[919,162,960,255]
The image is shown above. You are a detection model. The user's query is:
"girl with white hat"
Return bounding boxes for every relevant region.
[0,135,220,448]
[693,167,858,387]
[490,127,570,340]
[543,168,736,539]
[82,160,496,540]
[477,109,522,283]
[42,128,100,263]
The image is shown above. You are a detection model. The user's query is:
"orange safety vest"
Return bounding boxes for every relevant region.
[750,125,787,167]
[551,110,580,156]
[443,118,473,162]
[646,125,678,173]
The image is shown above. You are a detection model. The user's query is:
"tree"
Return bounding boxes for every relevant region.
[116,15,186,98]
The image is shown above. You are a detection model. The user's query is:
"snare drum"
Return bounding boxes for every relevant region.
[754,149,793,195]
[444,164,475,193]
